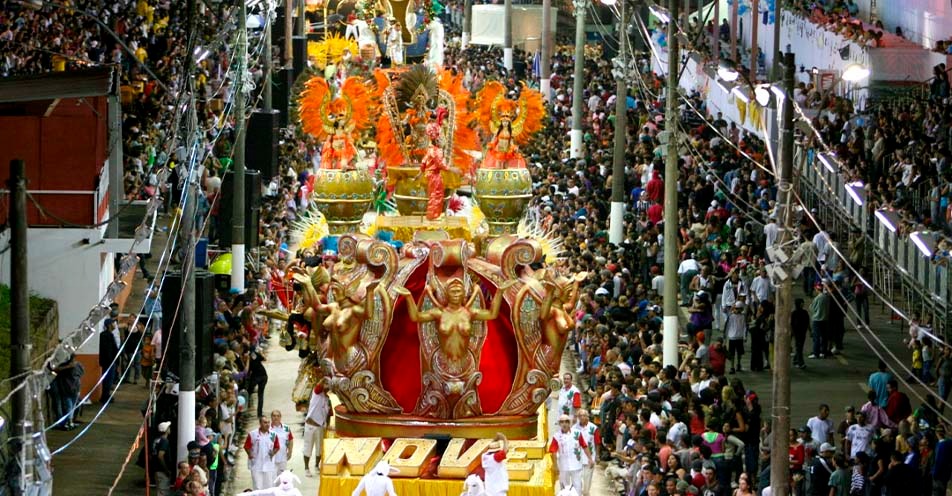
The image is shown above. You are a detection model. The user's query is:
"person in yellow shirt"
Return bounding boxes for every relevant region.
[135,45,148,63]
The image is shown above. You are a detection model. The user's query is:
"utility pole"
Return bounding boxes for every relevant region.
[177,143,198,464]
[771,1,781,80]
[503,0,513,70]
[570,0,587,159]
[177,0,198,461]
[661,0,680,368]
[608,0,627,245]
[769,51,796,496]
[540,0,551,101]
[462,0,472,49]
[285,0,293,66]
[297,0,305,36]
[264,1,273,112]
[750,0,759,83]
[232,0,247,294]
[9,159,34,494]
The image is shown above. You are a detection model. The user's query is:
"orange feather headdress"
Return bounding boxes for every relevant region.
[475,81,546,147]
[299,76,376,141]
[373,65,480,174]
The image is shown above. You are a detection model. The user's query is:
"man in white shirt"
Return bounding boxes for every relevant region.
[749,268,774,307]
[763,218,779,259]
[677,254,701,305]
[806,403,834,444]
[845,412,875,458]
[270,410,293,473]
[572,410,601,496]
[549,415,593,492]
[302,382,332,477]
[556,373,582,421]
[813,228,831,267]
[480,433,509,496]
[244,416,278,490]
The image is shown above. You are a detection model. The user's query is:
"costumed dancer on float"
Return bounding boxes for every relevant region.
[548,414,593,494]
[298,76,376,171]
[416,114,462,220]
[426,17,444,68]
[386,19,403,66]
[352,460,399,496]
[480,432,510,496]
[474,81,545,169]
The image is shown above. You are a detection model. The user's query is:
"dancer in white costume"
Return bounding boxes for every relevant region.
[386,21,404,65]
[352,460,399,496]
[426,18,444,68]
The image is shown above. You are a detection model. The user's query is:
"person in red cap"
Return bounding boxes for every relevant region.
[302,379,332,477]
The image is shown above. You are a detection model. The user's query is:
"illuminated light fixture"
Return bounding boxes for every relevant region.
[845,181,865,206]
[600,0,617,5]
[714,79,729,95]
[193,46,211,63]
[842,64,871,82]
[874,208,900,233]
[754,85,771,106]
[247,14,263,29]
[818,152,836,173]
[770,85,786,102]
[910,231,939,257]
[649,5,671,23]
[717,60,739,82]
[730,86,750,103]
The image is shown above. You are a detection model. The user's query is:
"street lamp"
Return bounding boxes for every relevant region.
[570,0,588,159]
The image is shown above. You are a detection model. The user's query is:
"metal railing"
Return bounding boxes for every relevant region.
[796,144,951,340]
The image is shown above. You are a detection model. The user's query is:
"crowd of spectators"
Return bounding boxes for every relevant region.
[441,14,952,496]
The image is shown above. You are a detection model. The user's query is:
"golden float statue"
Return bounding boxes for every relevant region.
[287,71,570,496]
[473,81,546,234]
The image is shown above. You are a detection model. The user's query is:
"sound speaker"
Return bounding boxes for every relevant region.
[514,59,528,81]
[273,67,294,128]
[160,270,215,380]
[246,110,279,179]
[218,169,261,248]
[292,36,307,79]
[273,11,287,54]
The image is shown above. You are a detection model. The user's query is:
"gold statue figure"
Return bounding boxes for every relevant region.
[538,271,587,371]
[316,279,376,374]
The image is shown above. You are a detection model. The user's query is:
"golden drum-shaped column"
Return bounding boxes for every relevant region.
[474,168,533,235]
[310,168,374,234]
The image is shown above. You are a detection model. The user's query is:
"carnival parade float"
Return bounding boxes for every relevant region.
[276,56,578,495]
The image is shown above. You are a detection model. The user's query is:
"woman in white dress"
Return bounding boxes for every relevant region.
[386,21,404,66]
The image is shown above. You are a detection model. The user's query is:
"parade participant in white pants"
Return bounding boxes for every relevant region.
[572,410,601,496]
[548,414,592,492]
[302,382,332,477]
[270,409,293,473]
[352,460,399,496]
[244,416,279,490]
[481,433,509,496]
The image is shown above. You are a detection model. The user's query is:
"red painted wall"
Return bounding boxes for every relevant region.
[0,96,108,226]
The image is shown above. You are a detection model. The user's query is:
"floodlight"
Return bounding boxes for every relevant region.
[874,208,899,233]
[717,60,739,82]
[730,86,749,103]
[845,181,865,206]
[842,64,871,82]
[910,231,939,257]
[754,85,771,106]
[818,152,836,173]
